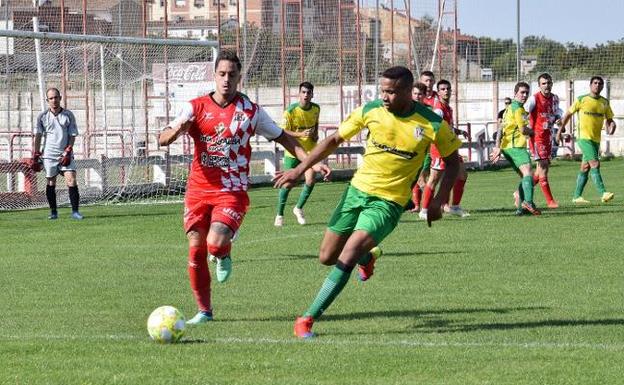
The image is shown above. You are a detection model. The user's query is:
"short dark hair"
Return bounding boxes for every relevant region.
[413,81,427,94]
[46,87,61,97]
[419,70,435,79]
[538,73,552,82]
[590,76,604,84]
[299,81,314,91]
[215,49,242,71]
[382,66,414,90]
[514,81,530,94]
[504,97,512,104]
[436,79,451,89]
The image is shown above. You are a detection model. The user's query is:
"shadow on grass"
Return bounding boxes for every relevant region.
[236,250,465,263]
[413,317,624,333]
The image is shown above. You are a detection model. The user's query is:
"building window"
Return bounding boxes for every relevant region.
[160,0,165,6]
[194,15,205,20]
[194,0,204,6]
[229,0,236,5]
[213,0,220,5]
[175,0,186,6]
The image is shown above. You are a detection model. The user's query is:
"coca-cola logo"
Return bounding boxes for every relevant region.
[153,62,214,83]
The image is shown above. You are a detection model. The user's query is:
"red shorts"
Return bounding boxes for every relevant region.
[183,190,250,233]
[529,138,552,161]
[430,146,463,171]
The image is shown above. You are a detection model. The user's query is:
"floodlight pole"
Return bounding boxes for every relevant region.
[516,0,520,81]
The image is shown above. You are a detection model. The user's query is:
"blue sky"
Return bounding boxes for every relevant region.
[456,0,624,46]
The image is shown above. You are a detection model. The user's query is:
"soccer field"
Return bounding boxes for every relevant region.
[2,159,624,385]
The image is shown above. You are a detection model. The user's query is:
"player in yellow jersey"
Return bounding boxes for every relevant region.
[273,66,462,339]
[490,82,541,216]
[274,82,321,226]
[557,76,616,204]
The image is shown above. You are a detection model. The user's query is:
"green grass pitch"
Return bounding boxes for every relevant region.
[2,159,624,384]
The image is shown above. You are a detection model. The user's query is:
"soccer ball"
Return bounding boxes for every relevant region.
[147,306,186,343]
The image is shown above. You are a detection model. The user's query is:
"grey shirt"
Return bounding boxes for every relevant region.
[35,109,78,159]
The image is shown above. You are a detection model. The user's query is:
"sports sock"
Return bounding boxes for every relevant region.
[303,261,353,319]
[521,175,534,203]
[421,185,434,210]
[46,185,57,213]
[277,188,290,216]
[451,178,466,206]
[517,181,525,202]
[188,246,212,312]
[574,171,589,198]
[296,184,315,209]
[589,168,606,194]
[68,185,80,212]
[411,184,422,207]
[538,177,555,203]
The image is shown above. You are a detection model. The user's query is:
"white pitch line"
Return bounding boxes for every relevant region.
[1,334,623,351]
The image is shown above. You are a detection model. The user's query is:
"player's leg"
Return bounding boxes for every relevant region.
[582,139,613,202]
[518,163,540,215]
[275,156,299,226]
[410,154,430,212]
[533,139,557,208]
[294,190,401,338]
[293,167,316,225]
[63,170,83,219]
[420,165,442,220]
[186,225,214,325]
[43,159,59,219]
[449,157,469,217]
[573,139,594,203]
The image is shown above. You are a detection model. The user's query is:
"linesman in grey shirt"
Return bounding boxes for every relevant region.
[32,88,83,220]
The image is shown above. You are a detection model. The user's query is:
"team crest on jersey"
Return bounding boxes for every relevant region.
[215,122,226,136]
[233,111,246,122]
[413,126,424,139]
[202,112,214,121]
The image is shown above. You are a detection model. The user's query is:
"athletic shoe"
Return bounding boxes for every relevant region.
[186,311,213,326]
[601,192,614,203]
[546,200,559,209]
[358,246,382,281]
[293,207,306,225]
[447,205,470,217]
[513,191,520,208]
[48,211,58,220]
[408,205,420,213]
[274,215,284,227]
[418,209,428,220]
[216,256,232,283]
[521,201,541,216]
[208,254,217,263]
[71,211,83,220]
[514,208,525,216]
[443,204,451,213]
[572,196,590,204]
[294,316,315,339]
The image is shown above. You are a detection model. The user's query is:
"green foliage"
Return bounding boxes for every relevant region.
[2,159,624,384]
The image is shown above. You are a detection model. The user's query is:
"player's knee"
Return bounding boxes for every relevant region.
[208,242,231,258]
[318,248,338,266]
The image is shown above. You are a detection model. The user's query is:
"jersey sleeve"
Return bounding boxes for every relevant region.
[169,102,195,129]
[605,99,614,120]
[35,112,45,135]
[337,106,366,141]
[433,120,461,158]
[568,97,581,114]
[67,111,79,136]
[255,106,283,140]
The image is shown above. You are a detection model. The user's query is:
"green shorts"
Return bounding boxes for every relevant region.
[327,185,404,244]
[283,155,300,170]
[577,139,600,162]
[502,148,531,172]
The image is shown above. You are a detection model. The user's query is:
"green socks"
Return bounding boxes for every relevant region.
[574,171,589,198]
[521,175,534,203]
[589,168,606,195]
[303,263,352,319]
[296,184,315,209]
[277,188,290,216]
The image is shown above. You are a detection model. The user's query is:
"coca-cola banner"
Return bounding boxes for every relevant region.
[152,62,214,84]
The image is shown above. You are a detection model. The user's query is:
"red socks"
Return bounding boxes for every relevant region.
[411,184,422,207]
[421,185,434,210]
[452,178,466,206]
[539,177,555,203]
[188,246,212,312]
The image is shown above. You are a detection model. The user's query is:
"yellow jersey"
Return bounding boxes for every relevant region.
[500,100,530,149]
[569,94,614,143]
[338,100,461,205]
[281,102,320,157]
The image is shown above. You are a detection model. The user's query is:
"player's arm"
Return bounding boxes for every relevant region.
[158,102,193,146]
[557,99,580,142]
[605,103,616,135]
[517,107,533,137]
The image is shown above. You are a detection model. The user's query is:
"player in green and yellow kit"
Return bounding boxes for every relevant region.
[273,66,462,338]
[557,76,616,204]
[490,82,541,216]
[274,82,321,226]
